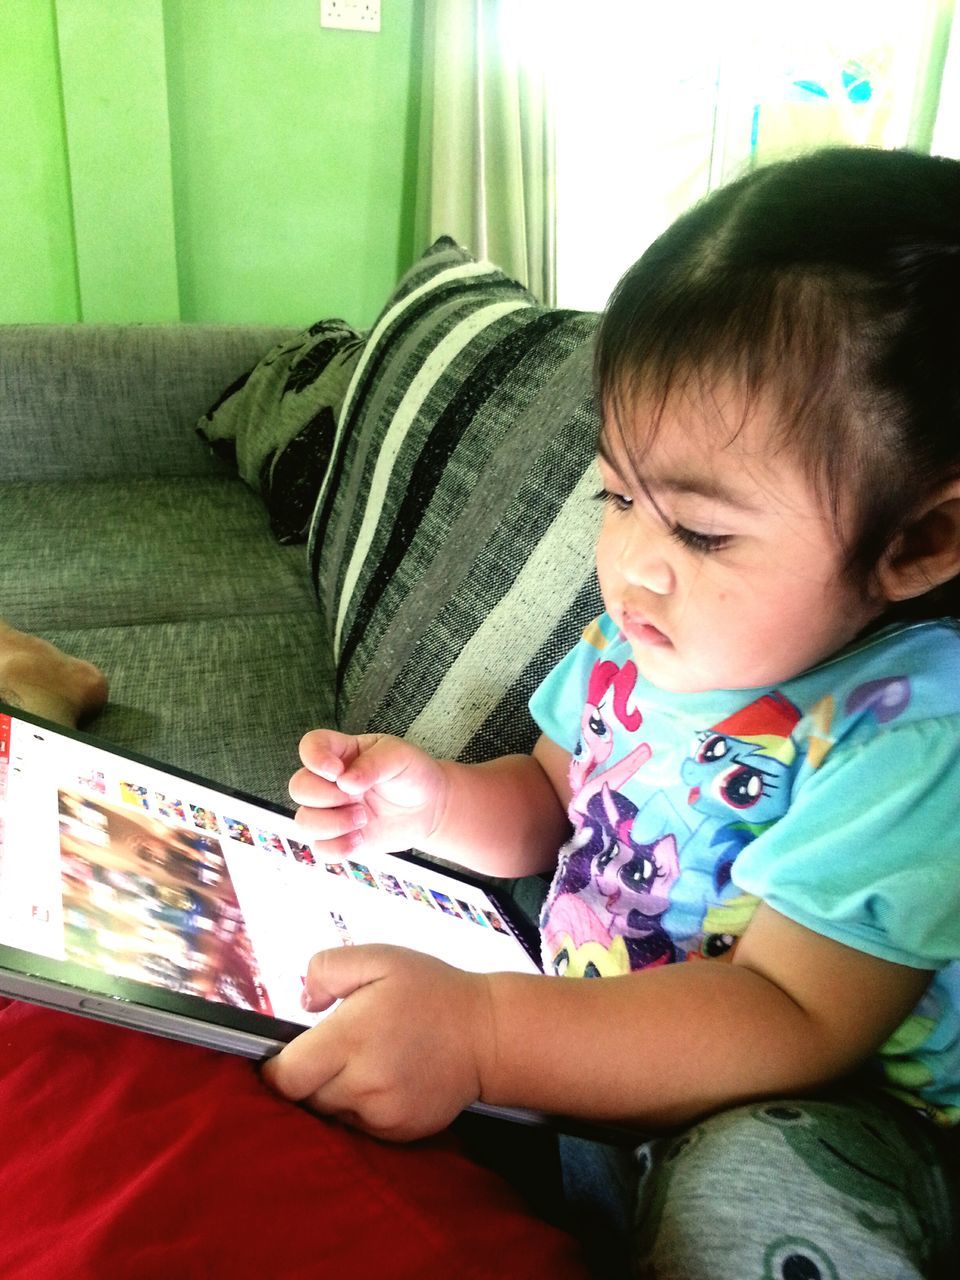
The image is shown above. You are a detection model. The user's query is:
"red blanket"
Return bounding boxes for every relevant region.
[0,1000,587,1278]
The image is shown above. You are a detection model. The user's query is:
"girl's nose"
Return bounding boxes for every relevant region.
[619,536,676,595]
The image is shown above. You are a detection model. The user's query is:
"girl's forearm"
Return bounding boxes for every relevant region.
[420,754,570,878]
[473,902,933,1130]
[476,961,883,1129]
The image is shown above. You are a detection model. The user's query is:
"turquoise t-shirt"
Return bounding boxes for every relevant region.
[529,612,960,1123]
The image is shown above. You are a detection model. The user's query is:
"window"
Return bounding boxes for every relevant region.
[550,0,957,309]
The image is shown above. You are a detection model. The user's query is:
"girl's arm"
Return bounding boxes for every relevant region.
[278,728,930,1137]
[478,903,932,1126]
[263,903,931,1139]
[290,729,572,879]
[430,734,572,876]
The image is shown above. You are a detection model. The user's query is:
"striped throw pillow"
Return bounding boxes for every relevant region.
[307,238,603,763]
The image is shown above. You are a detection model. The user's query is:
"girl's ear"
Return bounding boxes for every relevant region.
[877,481,960,603]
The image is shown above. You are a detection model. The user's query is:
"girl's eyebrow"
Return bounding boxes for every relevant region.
[597,434,760,513]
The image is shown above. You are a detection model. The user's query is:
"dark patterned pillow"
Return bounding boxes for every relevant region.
[307,238,604,763]
[198,321,364,543]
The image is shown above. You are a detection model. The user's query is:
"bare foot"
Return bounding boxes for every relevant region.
[0,624,108,727]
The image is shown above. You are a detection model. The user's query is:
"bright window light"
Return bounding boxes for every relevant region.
[549,0,955,310]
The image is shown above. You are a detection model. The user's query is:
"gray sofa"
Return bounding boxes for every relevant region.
[2,322,332,806]
[0,238,602,836]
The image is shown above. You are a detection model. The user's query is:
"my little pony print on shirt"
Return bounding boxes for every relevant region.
[528,612,960,1122]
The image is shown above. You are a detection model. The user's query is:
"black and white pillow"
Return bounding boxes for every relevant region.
[308,238,603,763]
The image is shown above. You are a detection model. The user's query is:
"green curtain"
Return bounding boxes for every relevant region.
[933,14,960,156]
[413,0,557,304]
[906,0,956,153]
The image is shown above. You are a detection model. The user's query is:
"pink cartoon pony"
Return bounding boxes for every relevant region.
[569,657,652,826]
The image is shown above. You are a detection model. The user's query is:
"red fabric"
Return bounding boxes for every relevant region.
[0,1000,587,1279]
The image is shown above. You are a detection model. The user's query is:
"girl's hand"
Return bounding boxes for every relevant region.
[289,730,448,857]
[261,945,494,1141]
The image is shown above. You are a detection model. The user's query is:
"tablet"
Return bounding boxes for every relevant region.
[0,705,543,1062]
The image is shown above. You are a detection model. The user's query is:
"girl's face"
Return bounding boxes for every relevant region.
[595,389,886,693]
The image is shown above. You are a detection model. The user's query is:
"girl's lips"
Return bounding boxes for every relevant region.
[621,615,671,647]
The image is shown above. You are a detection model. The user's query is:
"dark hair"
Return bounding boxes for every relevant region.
[596,146,960,621]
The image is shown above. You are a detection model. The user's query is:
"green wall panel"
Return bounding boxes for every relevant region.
[56,0,180,322]
[1,0,420,327]
[164,0,419,326]
[1,0,79,322]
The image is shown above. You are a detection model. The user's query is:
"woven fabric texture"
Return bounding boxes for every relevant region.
[2,478,314,631]
[197,321,365,543]
[40,616,334,808]
[2,472,331,807]
[1,324,296,483]
[308,237,604,763]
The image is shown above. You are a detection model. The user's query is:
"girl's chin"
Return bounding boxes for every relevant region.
[627,646,721,695]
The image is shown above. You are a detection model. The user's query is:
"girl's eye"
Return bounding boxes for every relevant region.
[594,486,730,551]
[670,524,730,554]
[594,487,633,513]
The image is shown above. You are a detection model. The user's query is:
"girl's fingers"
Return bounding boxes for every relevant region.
[297,732,404,797]
[293,801,368,844]
[261,1017,347,1103]
[336,736,416,796]
[298,729,358,778]
[288,765,351,807]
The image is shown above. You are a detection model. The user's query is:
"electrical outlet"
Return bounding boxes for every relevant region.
[320,0,380,32]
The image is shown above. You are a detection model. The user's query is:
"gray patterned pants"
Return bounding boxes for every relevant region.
[561,1088,956,1279]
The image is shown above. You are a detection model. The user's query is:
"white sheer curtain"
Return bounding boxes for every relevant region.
[412,1,957,313]
[551,0,958,310]
[413,0,556,302]
[932,5,960,155]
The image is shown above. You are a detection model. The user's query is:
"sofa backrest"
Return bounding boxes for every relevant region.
[0,324,296,482]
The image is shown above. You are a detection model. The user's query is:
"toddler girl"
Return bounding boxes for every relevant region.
[267,147,960,1277]
[7,145,950,1277]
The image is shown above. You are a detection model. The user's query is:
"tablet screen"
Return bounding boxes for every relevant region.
[0,710,542,1041]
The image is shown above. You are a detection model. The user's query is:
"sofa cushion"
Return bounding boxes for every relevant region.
[1,474,332,807]
[2,478,315,631]
[43,614,334,808]
[308,238,603,764]
[198,321,364,543]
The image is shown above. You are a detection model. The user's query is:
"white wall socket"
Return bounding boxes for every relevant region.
[320,0,381,32]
